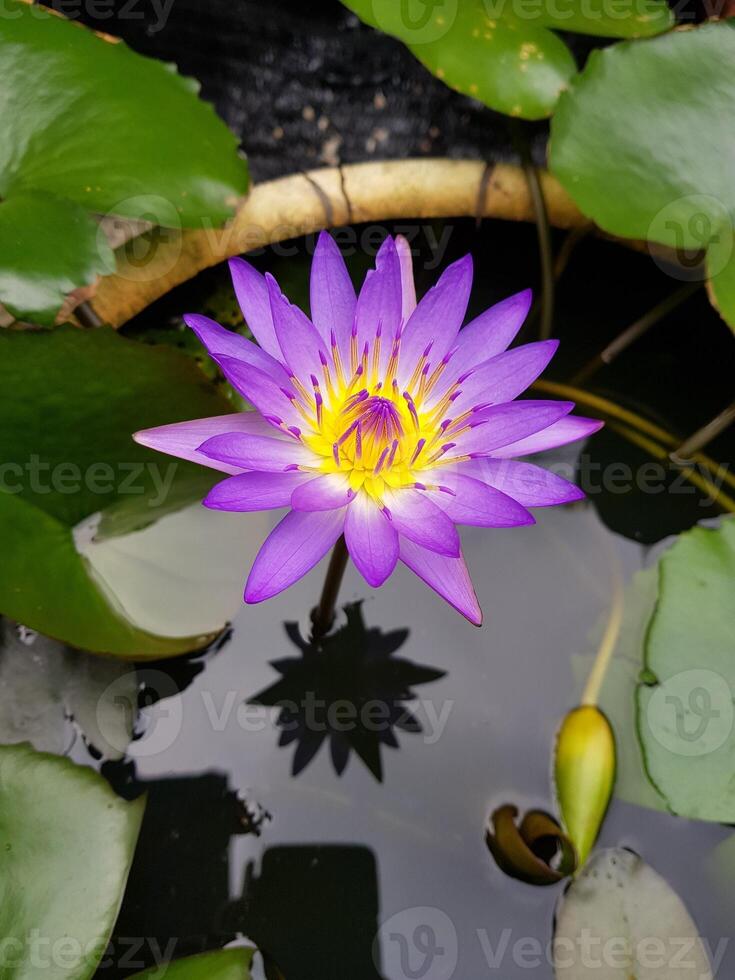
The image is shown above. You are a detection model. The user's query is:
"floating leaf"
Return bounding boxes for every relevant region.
[130,949,254,980]
[0,326,241,656]
[0,0,248,225]
[550,21,735,331]
[0,743,144,980]
[554,848,712,979]
[0,191,112,326]
[0,0,248,323]
[486,804,576,885]
[341,0,672,120]
[637,519,735,821]
[0,618,136,758]
[554,705,616,867]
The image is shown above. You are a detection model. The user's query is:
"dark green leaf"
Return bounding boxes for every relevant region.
[341,0,672,119]
[0,326,246,656]
[0,0,248,227]
[0,191,112,326]
[550,21,735,330]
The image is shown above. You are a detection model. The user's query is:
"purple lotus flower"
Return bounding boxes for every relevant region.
[134,234,601,625]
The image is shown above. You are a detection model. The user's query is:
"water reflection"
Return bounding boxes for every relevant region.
[236,845,384,980]
[248,602,446,781]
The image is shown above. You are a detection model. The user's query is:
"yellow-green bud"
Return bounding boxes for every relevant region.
[554,705,616,869]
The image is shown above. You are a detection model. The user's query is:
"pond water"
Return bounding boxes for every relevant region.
[59,217,733,979]
[79,497,731,979]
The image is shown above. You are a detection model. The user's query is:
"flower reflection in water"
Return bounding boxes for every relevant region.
[249,602,445,781]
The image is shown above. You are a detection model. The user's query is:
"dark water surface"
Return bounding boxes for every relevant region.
[81,497,731,979]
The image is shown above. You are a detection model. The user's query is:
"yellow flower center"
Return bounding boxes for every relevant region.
[291,330,470,501]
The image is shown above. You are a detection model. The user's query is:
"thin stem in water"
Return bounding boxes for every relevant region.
[572,283,699,386]
[310,535,349,642]
[510,120,555,342]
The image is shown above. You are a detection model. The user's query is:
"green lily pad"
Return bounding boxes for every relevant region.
[0,0,248,325]
[0,0,248,226]
[0,743,145,980]
[550,21,735,331]
[0,192,113,326]
[0,326,240,657]
[130,949,254,980]
[341,0,673,119]
[637,519,735,821]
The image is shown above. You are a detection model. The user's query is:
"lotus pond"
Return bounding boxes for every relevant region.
[2,3,735,980]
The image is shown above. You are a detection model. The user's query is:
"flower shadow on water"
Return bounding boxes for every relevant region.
[248,602,447,781]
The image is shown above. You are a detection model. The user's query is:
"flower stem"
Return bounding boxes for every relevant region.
[311,536,349,641]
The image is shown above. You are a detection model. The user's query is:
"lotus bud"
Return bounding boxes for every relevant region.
[554,705,616,869]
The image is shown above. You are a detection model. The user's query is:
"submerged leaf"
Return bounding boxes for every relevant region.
[554,848,712,979]
[571,569,667,813]
[554,706,615,867]
[0,619,136,758]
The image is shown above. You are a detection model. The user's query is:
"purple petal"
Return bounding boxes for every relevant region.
[133,412,281,474]
[398,254,473,385]
[197,432,314,471]
[355,237,402,364]
[395,234,417,321]
[229,258,282,359]
[450,400,574,457]
[426,472,535,527]
[204,470,308,511]
[463,458,585,506]
[184,313,290,385]
[444,340,559,415]
[291,473,355,511]
[310,231,357,363]
[245,508,346,603]
[451,289,533,378]
[383,487,460,557]
[267,274,330,384]
[488,415,604,458]
[214,355,304,429]
[344,492,399,586]
[399,537,482,625]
